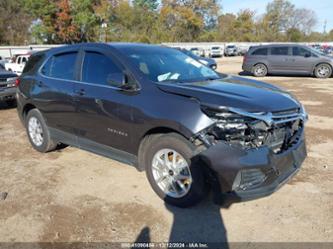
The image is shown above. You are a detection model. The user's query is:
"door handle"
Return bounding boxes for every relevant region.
[74,89,85,96]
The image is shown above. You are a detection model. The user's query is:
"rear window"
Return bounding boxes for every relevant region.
[271,47,289,55]
[41,52,78,80]
[251,48,268,56]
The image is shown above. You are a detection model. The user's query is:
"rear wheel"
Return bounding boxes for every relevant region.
[25,109,57,153]
[253,63,268,77]
[142,133,207,208]
[314,63,332,78]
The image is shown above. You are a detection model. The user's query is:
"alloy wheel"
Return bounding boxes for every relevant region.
[151,149,192,198]
[317,65,331,78]
[28,117,44,146]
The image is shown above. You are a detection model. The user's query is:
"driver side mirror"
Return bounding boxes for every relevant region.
[107,72,127,88]
[106,72,136,91]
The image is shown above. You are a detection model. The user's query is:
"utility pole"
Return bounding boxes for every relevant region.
[323,19,327,34]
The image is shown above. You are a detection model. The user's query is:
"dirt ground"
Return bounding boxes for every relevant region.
[0,57,332,245]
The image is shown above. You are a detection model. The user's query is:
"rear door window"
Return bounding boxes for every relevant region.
[41,52,78,80]
[251,48,268,56]
[271,47,289,56]
[81,51,123,87]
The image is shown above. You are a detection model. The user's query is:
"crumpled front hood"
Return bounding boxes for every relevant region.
[157,75,300,112]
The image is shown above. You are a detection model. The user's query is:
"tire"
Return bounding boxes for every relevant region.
[253,63,268,77]
[314,63,332,79]
[141,133,207,208]
[25,109,57,153]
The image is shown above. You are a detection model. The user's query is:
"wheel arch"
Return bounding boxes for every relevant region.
[253,62,268,70]
[22,103,37,120]
[136,126,193,171]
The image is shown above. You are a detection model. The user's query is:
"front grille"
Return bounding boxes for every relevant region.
[271,108,301,124]
[0,81,7,88]
[253,108,304,153]
[0,76,16,89]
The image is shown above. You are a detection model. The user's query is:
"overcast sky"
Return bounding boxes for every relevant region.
[221,0,333,33]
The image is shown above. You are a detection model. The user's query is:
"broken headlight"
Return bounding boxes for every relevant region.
[201,106,270,149]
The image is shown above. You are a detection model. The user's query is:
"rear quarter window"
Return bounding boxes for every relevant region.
[22,54,45,74]
[41,52,78,80]
[251,48,268,56]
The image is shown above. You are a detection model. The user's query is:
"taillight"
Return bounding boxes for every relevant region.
[15,78,20,87]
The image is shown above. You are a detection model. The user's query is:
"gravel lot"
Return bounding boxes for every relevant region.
[0,57,332,245]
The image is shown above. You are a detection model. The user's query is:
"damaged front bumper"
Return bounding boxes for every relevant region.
[198,128,307,203]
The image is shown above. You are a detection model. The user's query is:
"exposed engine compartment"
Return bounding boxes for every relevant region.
[197,106,305,154]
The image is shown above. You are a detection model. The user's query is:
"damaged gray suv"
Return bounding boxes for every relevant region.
[17,43,307,207]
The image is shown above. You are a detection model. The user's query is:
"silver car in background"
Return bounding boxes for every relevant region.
[242,44,333,78]
[224,45,238,56]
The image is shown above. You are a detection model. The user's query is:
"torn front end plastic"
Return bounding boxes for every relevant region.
[193,105,308,203]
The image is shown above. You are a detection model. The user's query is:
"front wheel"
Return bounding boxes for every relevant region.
[314,63,332,78]
[142,133,207,208]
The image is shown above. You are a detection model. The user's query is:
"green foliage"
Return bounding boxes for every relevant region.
[0,0,32,45]
[0,0,331,45]
[133,0,159,11]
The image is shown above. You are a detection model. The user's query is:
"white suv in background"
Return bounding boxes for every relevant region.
[210,46,223,57]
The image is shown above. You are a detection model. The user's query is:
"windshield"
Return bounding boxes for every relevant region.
[127,49,220,83]
[308,46,326,56]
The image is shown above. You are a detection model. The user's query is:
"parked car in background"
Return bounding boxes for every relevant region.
[237,46,249,56]
[0,63,18,106]
[210,46,223,57]
[224,45,238,56]
[243,44,333,78]
[190,47,205,57]
[178,48,217,70]
[5,54,30,75]
[323,46,333,55]
[0,56,9,67]
[17,43,307,207]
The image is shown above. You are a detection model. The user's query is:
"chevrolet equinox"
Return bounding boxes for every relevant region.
[17,43,307,207]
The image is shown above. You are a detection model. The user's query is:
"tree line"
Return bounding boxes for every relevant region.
[0,0,332,45]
